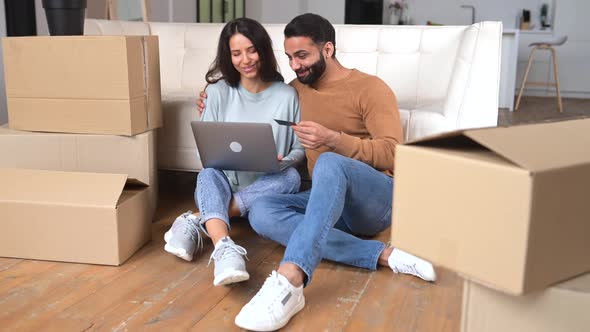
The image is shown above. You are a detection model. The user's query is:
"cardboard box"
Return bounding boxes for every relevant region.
[0,126,158,217]
[391,118,590,295]
[0,168,152,265]
[2,35,162,136]
[461,273,590,332]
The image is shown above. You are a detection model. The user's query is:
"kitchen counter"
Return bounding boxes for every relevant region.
[519,29,553,34]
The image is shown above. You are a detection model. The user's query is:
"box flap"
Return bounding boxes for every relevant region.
[0,126,153,186]
[409,118,590,172]
[0,169,127,208]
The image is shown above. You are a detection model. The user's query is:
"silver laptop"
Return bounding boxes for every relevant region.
[191,121,297,173]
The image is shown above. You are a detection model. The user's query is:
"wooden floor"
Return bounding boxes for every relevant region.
[1,96,589,332]
[498,96,590,126]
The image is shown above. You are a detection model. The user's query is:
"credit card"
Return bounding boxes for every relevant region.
[274,119,297,126]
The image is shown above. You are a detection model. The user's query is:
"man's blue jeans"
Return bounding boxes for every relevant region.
[249,152,393,286]
[195,167,301,229]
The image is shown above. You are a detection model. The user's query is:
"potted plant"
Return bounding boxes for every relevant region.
[42,0,87,36]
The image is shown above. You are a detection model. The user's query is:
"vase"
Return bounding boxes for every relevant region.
[400,11,411,25]
[42,0,87,36]
[389,12,400,25]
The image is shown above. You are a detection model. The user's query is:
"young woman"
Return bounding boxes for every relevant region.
[163,18,304,287]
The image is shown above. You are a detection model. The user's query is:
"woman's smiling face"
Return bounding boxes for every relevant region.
[229,33,261,80]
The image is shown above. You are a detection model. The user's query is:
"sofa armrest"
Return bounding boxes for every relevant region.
[443,22,503,130]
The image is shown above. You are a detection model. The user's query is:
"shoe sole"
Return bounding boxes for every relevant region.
[214,269,250,286]
[235,297,305,331]
[163,231,194,262]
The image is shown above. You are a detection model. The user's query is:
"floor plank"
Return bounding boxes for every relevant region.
[39,233,200,330]
[499,96,590,126]
[0,260,58,295]
[119,222,280,331]
[344,267,462,332]
[188,245,285,331]
[0,258,22,272]
[286,263,376,332]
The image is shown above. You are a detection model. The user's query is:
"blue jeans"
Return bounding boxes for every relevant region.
[249,152,393,286]
[195,167,301,229]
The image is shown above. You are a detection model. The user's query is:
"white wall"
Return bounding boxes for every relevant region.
[87,0,108,19]
[39,0,196,24]
[90,0,197,23]
[246,0,345,24]
[306,0,345,24]
[35,0,49,35]
[169,0,197,23]
[146,0,196,23]
[246,0,305,24]
[517,0,590,98]
[398,0,588,98]
[118,0,144,21]
[0,0,6,125]
[149,0,170,22]
[405,0,554,28]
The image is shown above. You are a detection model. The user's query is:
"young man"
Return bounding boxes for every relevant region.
[230,14,437,331]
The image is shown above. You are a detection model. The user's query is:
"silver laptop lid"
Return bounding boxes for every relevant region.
[191,121,283,173]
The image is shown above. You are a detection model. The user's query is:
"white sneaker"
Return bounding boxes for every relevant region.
[209,236,250,286]
[164,211,204,261]
[388,248,437,282]
[235,271,305,331]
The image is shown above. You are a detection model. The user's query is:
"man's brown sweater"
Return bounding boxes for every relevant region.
[291,69,403,177]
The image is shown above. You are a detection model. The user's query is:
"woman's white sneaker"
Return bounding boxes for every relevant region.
[235,271,305,331]
[388,248,437,282]
[163,211,204,261]
[209,236,250,286]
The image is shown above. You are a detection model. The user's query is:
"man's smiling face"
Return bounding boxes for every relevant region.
[284,36,327,85]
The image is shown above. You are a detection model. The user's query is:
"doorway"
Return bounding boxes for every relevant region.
[345,0,383,24]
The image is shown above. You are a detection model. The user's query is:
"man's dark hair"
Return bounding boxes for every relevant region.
[206,18,283,87]
[284,13,336,58]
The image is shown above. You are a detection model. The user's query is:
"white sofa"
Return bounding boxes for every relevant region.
[85,19,502,172]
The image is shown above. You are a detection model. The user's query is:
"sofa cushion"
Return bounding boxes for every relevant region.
[158,95,201,171]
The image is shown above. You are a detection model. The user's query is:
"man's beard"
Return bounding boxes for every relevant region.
[296,54,326,85]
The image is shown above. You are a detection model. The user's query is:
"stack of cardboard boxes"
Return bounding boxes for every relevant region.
[391,118,590,331]
[0,35,163,266]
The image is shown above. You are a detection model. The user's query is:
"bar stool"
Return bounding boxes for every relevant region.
[515,35,568,112]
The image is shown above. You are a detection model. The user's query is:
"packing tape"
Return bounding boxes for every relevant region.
[140,36,150,129]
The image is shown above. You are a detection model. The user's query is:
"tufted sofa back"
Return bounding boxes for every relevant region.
[85,19,502,170]
[85,19,502,171]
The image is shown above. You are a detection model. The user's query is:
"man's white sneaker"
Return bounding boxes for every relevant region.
[388,248,437,282]
[164,211,204,261]
[235,271,305,331]
[209,236,250,286]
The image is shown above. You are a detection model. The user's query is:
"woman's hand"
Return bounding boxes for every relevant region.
[196,91,207,115]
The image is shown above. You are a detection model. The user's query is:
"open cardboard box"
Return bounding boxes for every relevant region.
[0,126,158,218]
[0,168,152,265]
[391,118,590,295]
[2,35,162,136]
[461,272,590,332]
